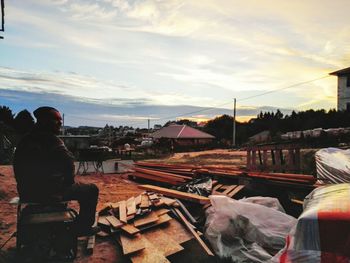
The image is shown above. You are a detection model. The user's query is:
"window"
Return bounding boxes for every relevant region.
[347,76,350,87]
[347,103,350,112]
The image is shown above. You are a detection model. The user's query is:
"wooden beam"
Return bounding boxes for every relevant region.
[173,208,214,256]
[119,200,127,223]
[138,185,210,204]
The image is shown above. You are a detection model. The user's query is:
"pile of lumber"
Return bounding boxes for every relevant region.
[98,191,214,262]
[131,161,316,186]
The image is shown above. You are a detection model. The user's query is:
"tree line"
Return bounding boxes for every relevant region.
[2,105,350,148]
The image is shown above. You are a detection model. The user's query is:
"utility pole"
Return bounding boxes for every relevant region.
[148,118,150,136]
[233,98,236,148]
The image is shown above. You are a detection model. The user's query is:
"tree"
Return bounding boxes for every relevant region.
[0,105,14,126]
[13,109,35,135]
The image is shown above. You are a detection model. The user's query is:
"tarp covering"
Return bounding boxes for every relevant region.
[205,195,296,262]
[315,147,350,183]
[273,183,350,263]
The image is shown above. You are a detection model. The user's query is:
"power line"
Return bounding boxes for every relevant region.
[238,75,331,102]
[65,74,332,127]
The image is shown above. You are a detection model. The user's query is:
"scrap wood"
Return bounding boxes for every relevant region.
[139,185,210,204]
[161,196,177,206]
[155,208,170,216]
[160,218,193,244]
[126,197,136,216]
[132,172,183,185]
[174,199,197,225]
[173,208,214,256]
[134,211,159,228]
[120,233,146,255]
[135,195,142,206]
[138,214,172,232]
[119,200,127,223]
[130,237,170,263]
[291,198,304,205]
[226,185,245,198]
[121,224,140,235]
[143,228,184,257]
[134,167,191,182]
[105,215,123,229]
[98,216,111,227]
[140,194,150,208]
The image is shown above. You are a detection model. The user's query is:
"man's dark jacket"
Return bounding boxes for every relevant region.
[13,126,75,202]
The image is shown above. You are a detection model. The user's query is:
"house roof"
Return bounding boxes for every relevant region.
[151,125,215,139]
[329,67,350,76]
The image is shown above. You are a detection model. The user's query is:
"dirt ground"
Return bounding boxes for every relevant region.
[0,149,247,263]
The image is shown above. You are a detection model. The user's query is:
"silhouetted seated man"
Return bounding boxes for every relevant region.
[13,106,99,236]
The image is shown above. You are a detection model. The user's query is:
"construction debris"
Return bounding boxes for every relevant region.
[98,192,214,262]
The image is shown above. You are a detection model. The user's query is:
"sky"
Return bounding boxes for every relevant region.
[1,0,350,127]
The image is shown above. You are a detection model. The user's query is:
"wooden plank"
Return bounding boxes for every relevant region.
[222,185,237,195]
[160,218,193,244]
[135,195,142,206]
[133,172,182,185]
[139,214,173,232]
[134,212,159,228]
[138,185,210,204]
[127,197,136,216]
[98,216,111,227]
[130,237,170,263]
[143,228,184,257]
[161,197,176,206]
[119,200,127,223]
[153,199,165,207]
[134,167,191,181]
[121,224,140,235]
[226,185,245,198]
[291,198,304,205]
[140,194,150,209]
[154,208,170,216]
[212,183,223,193]
[120,232,146,255]
[148,194,159,200]
[174,208,214,256]
[105,215,124,229]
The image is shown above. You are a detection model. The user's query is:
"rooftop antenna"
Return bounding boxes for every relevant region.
[0,0,4,39]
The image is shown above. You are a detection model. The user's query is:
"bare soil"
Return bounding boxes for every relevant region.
[0,149,246,263]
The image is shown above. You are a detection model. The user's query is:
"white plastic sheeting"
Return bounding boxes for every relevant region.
[315,147,350,183]
[205,195,296,262]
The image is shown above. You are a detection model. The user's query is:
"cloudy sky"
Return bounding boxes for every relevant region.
[1,0,349,127]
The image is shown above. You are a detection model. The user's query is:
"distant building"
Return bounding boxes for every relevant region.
[151,124,215,146]
[330,67,350,111]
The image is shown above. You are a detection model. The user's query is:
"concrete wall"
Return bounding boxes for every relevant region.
[338,75,350,110]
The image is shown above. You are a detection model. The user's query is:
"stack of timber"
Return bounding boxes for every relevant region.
[98,191,214,262]
[132,161,317,187]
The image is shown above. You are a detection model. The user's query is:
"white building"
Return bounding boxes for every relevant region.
[330,67,350,111]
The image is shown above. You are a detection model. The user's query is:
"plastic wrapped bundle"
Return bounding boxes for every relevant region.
[272,183,350,263]
[205,195,296,262]
[315,148,350,184]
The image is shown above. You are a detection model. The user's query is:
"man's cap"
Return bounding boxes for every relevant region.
[33,106,59,121]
